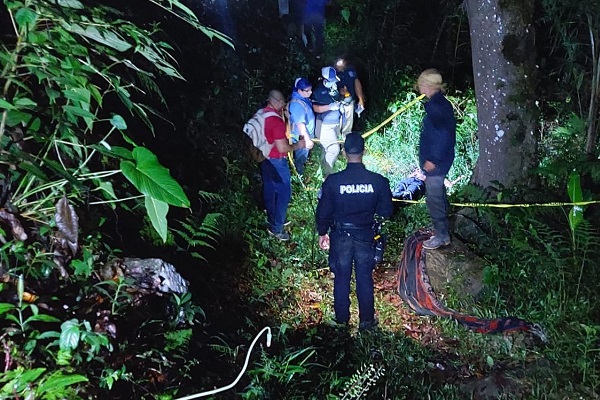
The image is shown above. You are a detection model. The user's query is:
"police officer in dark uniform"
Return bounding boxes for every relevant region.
[315,132,393,330]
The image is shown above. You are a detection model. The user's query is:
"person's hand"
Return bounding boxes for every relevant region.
[295,137,306,149]
[329,102,341,111]
[423,160,436,172]
[355,104,365,117]
[319,234,330,250]
[305,137,314,150]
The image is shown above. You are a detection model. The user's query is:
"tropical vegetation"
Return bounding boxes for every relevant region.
[0,0,598,399]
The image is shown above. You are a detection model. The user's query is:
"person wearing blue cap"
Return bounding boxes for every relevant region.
[288,77,315,175]
[312,66,344,178]
[315,132,393,330]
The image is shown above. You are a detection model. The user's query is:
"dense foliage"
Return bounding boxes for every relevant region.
[0,0,599,399]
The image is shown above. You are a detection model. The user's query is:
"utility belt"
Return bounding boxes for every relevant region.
[332,221,387,264]
[332,222,373,231]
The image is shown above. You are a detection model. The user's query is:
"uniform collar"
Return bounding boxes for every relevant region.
[346,162,365,169]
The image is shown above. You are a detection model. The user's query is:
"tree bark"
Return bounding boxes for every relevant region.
[466,0,538,192]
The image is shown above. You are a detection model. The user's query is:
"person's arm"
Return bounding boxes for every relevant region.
[290,101,314,149]
[266,113,305,153]
[274,137,304,153]
[423,160,436,173]
[313,102,339,113]
[422,97,455,171]
[319,234,330,250]
[315,178,334,249]
[296,122,314,149]
[354,78,365,108]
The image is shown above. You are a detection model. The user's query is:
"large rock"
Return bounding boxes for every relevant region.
[451,208,494,252]
[423,238,485,300]
[104,258,189,295]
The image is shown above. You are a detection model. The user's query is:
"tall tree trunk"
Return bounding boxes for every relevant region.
[466,0,538,192]
[584,19,600,157]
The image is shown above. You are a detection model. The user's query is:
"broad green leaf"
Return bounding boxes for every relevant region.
[30,117,41,132]
[36,373,88,395]
[0,303,16,315]
[89,84,103,105]
[116,85,133,112]
[63,104,95,120]
[120,147,190,207]
[567,170,582,203]
[62,87,91,104]
[120,132,137,147]
[57,0,85,9]
[37,331,60,340]
[341,9,351,24]
[60,319,81,351]
[25,314,61,323]
[98,181,118,200]
[15,8,38,29]
[0,98,15,110]
[29,31,48,45]
[67,23,133,52]
[5,109,32,127]
[567,171,585,232]
[10,368,46,392]
[5,314,20,324]
[72,259,91,277]
[136,45,183,80]
[14,97,37,107]
[110,114,127,129]
[569,206,584,232]
[101,30,133,52]
[91,144,133,160]
[145,195,169,242]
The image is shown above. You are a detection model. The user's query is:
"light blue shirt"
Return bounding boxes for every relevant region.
[289,91,316,142]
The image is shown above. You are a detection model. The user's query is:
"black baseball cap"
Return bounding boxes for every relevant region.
[343,132,365,154]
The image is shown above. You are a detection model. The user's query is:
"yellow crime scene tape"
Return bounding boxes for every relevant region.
[393,199,600,208]
[286,95,599,210]
[308,94,426,144]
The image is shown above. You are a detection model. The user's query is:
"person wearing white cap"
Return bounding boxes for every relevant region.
[416,69,456,250]
[312,66,345,177]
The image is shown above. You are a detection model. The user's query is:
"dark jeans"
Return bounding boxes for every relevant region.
[328,230,376,324]
[261,158,291,233]
[294,147,309,176]
[424,175,449,240]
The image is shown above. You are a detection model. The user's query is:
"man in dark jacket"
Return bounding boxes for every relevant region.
[315,132,393,330]
[417,69,456,250]
[312,66,344,177]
